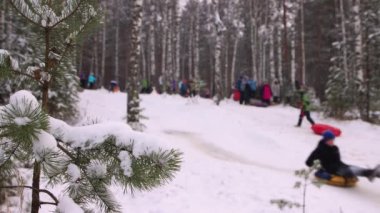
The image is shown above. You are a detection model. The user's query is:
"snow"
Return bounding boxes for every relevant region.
[9,90,40,113]
[67,164,81,182]
[86,160,107,179]
[56,196,83,213]
[14,117,32,126]
[40,89,380,213]
[48,117,159,155]
[118,151,133,177]
[32,130,58,161]
[0,149,5,164]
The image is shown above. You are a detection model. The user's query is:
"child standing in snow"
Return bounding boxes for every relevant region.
[296,87,315,127]
[306,131,380,181]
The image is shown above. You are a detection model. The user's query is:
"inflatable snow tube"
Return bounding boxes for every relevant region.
[315,170,358,187]
[311,123,342,137]
[249,99,268,107]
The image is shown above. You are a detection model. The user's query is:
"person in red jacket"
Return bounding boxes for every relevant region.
[261,83,272,105]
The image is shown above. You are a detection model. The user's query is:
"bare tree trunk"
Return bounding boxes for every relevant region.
[0,1,5,48]
[94,33,99,87]
[127,0,143,126]
[149,0,156,85]
[161,1,168,92]
[282,0,289,83]
[269,27,276,82]
[166,2,173,90]
[231,37,239,90]
[194,2,200,81]
[114,0,120,84]
[300,0,306,85]
[277,27,283,83]
[101,1,107,87]
[339,0,348,83]
[212,0,224,105]
[249,0,258,80]
[188,15,193,79]
[290,31,296,87]
[174,0,181,80]
[224,41,229,97]
[353,0,363,84]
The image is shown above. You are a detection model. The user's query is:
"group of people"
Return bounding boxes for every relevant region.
[235,76,281,106]
[79,72,97,89]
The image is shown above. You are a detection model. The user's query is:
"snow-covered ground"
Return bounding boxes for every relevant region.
[52,89,380,212]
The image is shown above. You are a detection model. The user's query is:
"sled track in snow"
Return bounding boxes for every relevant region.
[164,130,291,173]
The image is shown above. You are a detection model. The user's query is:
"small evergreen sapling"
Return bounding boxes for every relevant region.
[271,160,322,213]
[0,90,182,212]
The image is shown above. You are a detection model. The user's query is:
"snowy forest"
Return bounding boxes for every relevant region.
[1,0,380,212]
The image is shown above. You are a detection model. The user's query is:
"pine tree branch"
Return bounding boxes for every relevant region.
[49,0,85,29]
[57,141,76,159]
[9,0,41,27]
[40,201,57,206]
[0,185,58,205]
[11,69,43,85]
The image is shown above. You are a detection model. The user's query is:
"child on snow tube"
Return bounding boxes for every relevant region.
[305,131,380,186]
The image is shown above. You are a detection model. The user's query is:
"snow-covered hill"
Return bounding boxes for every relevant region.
[56,90,380,212]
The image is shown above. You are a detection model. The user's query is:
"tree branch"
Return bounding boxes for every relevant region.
[9,0,41,27]
[0,185,58,205]
[11,69,43,85]
[50,0,85,29]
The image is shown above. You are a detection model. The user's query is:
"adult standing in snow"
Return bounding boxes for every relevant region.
[79,71,87,88]
[272,79,280,103]
[261,83,272,105]
[87,73,96,89]
[296,87,315,127]
[306,131,380,181]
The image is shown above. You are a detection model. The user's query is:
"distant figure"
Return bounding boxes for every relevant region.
[87,73,96,89]
[306,131,380,181]
[237,75,249,105]
[79,72,87,88]
[296,87,315,127]
[247,79,257,99]
[272,79,280,103]
[109,80,119,92]
[261,83,273,105]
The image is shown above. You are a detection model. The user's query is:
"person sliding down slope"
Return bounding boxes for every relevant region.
[306,131,380,181]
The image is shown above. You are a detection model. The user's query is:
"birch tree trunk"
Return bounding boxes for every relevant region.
[290,31,296,88]
[174,0,181,80]
[353,0,363,85]
[166,2,173,91]
[114,0,120,83]
[300,0,306,85]
[212,0,224,105]
[188,15,193,79]
[127,0,143,127]
[249,0,258,80]
[101,1,107,87]
[161,1,168,92]
[194,2,200,81]
[339,0,348,82]
[231,36,239,90]
[149,0,156,85]
[277,27,283,84]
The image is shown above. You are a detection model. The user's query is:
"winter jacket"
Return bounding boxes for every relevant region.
[302,93,311,111]
[262,84,272,101]
[306,139,346,174]
[88,74,96,83]
[272,83,280,97]
[247,80,257,91]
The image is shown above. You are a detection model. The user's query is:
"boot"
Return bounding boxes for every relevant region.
[368,165,380,182]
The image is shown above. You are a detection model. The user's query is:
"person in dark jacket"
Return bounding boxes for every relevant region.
[306,131,380,181]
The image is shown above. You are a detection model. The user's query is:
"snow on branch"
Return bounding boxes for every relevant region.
[48,118,159,156]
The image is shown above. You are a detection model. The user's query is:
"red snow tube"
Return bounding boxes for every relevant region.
[233,90,240,101]
[311,123,342,137]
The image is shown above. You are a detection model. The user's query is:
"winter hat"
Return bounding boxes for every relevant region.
[322,130,335,140]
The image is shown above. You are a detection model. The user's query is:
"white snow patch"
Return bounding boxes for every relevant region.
[14,117,32,126]
[56,196,83,213]
[9,90,40,113]
[32,130,57,161]
[118,151,133,177]
[86,160,107,179]
[67,164,81,182]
